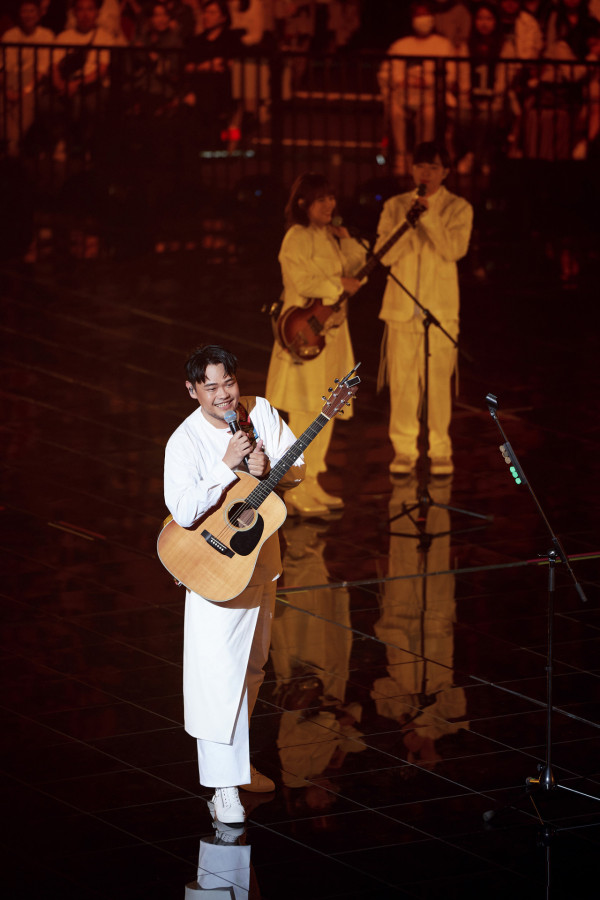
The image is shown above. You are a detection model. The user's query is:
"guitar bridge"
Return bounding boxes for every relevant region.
[201,530,234,557]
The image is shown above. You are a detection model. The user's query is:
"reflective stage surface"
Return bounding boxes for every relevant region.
[2,214,600,899]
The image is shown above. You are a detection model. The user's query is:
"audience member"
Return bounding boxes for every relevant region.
[581,19,600,157]
[456,1,516,173]
[65,0,126,40]
[378,1,462,174]
[498,0,543,58]
[1,0,54,155]
[433,0,471,49]
[51,0,117,159]
[522,0,552,34]
[524,12,589,160]
[183,0,243,148]
[228,0,264,47]
[545,0,592,59]
[159,0,197,40]
[133,1,182,110]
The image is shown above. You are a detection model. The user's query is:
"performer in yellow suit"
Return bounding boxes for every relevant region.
[375,141,473,476]
[266,173,365,515]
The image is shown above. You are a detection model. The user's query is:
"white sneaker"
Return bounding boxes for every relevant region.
[208,787,245,825]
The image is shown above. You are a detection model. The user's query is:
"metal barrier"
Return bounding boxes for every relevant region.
[1,44,598,191]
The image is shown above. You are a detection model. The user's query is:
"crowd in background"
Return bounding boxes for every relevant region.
[1,0,599,164]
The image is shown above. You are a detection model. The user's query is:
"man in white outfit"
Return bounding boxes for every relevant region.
[375,141,473,476]
[164,345,305,824]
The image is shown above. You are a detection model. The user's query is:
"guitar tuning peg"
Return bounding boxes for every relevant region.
[328,387,333,392]
[346,401,351,406]
[322,395,327,401]
[334,378,339,383]
[339,409,345,414]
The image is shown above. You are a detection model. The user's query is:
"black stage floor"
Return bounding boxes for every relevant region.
[1,194,600,899]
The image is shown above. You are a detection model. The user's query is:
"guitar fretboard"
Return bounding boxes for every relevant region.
[246,413,330,508]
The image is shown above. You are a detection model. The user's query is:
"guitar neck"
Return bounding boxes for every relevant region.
[333,207,424,309]
[246,414,330,507]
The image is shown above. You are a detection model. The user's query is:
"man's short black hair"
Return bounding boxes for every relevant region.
[185,345,238,385]
[413,141,452,168]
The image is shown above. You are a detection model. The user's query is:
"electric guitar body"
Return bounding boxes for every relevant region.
[278,298,346,361]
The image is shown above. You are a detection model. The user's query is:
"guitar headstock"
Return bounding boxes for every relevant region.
[321,363,361,420]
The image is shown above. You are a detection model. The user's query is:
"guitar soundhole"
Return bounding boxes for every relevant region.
[227,501,256,531]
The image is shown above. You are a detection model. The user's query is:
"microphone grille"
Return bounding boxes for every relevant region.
[223,410,237,424]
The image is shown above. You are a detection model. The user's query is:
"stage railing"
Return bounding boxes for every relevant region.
[1,44,598,189]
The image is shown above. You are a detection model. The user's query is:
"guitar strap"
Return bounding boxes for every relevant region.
[234,402,257,472]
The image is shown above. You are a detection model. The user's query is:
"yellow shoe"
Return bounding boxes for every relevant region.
[389,454,416,475]
[240,765,275,793]
[430,457,454,476]
[284,483,329,518]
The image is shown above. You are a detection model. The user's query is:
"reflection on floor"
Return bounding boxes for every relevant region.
[1,221,600,899]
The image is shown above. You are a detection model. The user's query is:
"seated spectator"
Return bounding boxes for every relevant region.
[456,2,515,174]
[182,0,243,148]
[51,0,118,159]
[378,1,461,174]
[1,0,54,155]
[65,0,126,40]
[154,0,196,41]
[432,0,471,50]
[133,1,182,110]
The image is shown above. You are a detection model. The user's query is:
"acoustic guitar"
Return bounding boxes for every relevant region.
[276,191,427,363]
[157,365,361,603]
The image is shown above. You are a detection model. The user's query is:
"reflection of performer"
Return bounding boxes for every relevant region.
[375,141,473,477]
[270,518,365,800]
[185,829,252,899]
[266,173,365,517]
[372,478,468,767]
[164,345,305,826]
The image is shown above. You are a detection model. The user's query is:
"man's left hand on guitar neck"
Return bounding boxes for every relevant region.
[247,439,270,479]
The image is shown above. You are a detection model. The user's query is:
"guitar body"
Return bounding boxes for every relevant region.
[157,470,287,603]
[278,298,346,361]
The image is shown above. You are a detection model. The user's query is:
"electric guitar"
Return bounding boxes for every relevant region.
[157,365,361,603]
[276,195,427,363]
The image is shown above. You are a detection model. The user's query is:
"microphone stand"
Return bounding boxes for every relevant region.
[483,393,599,829]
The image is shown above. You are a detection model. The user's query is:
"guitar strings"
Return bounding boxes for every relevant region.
[211,416,329,542]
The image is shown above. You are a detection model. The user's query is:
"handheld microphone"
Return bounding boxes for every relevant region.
[224,409,239,434]
[224,410,249,466]
[417,183,427,197]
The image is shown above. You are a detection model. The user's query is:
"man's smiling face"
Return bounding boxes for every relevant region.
[186,363,241,428]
